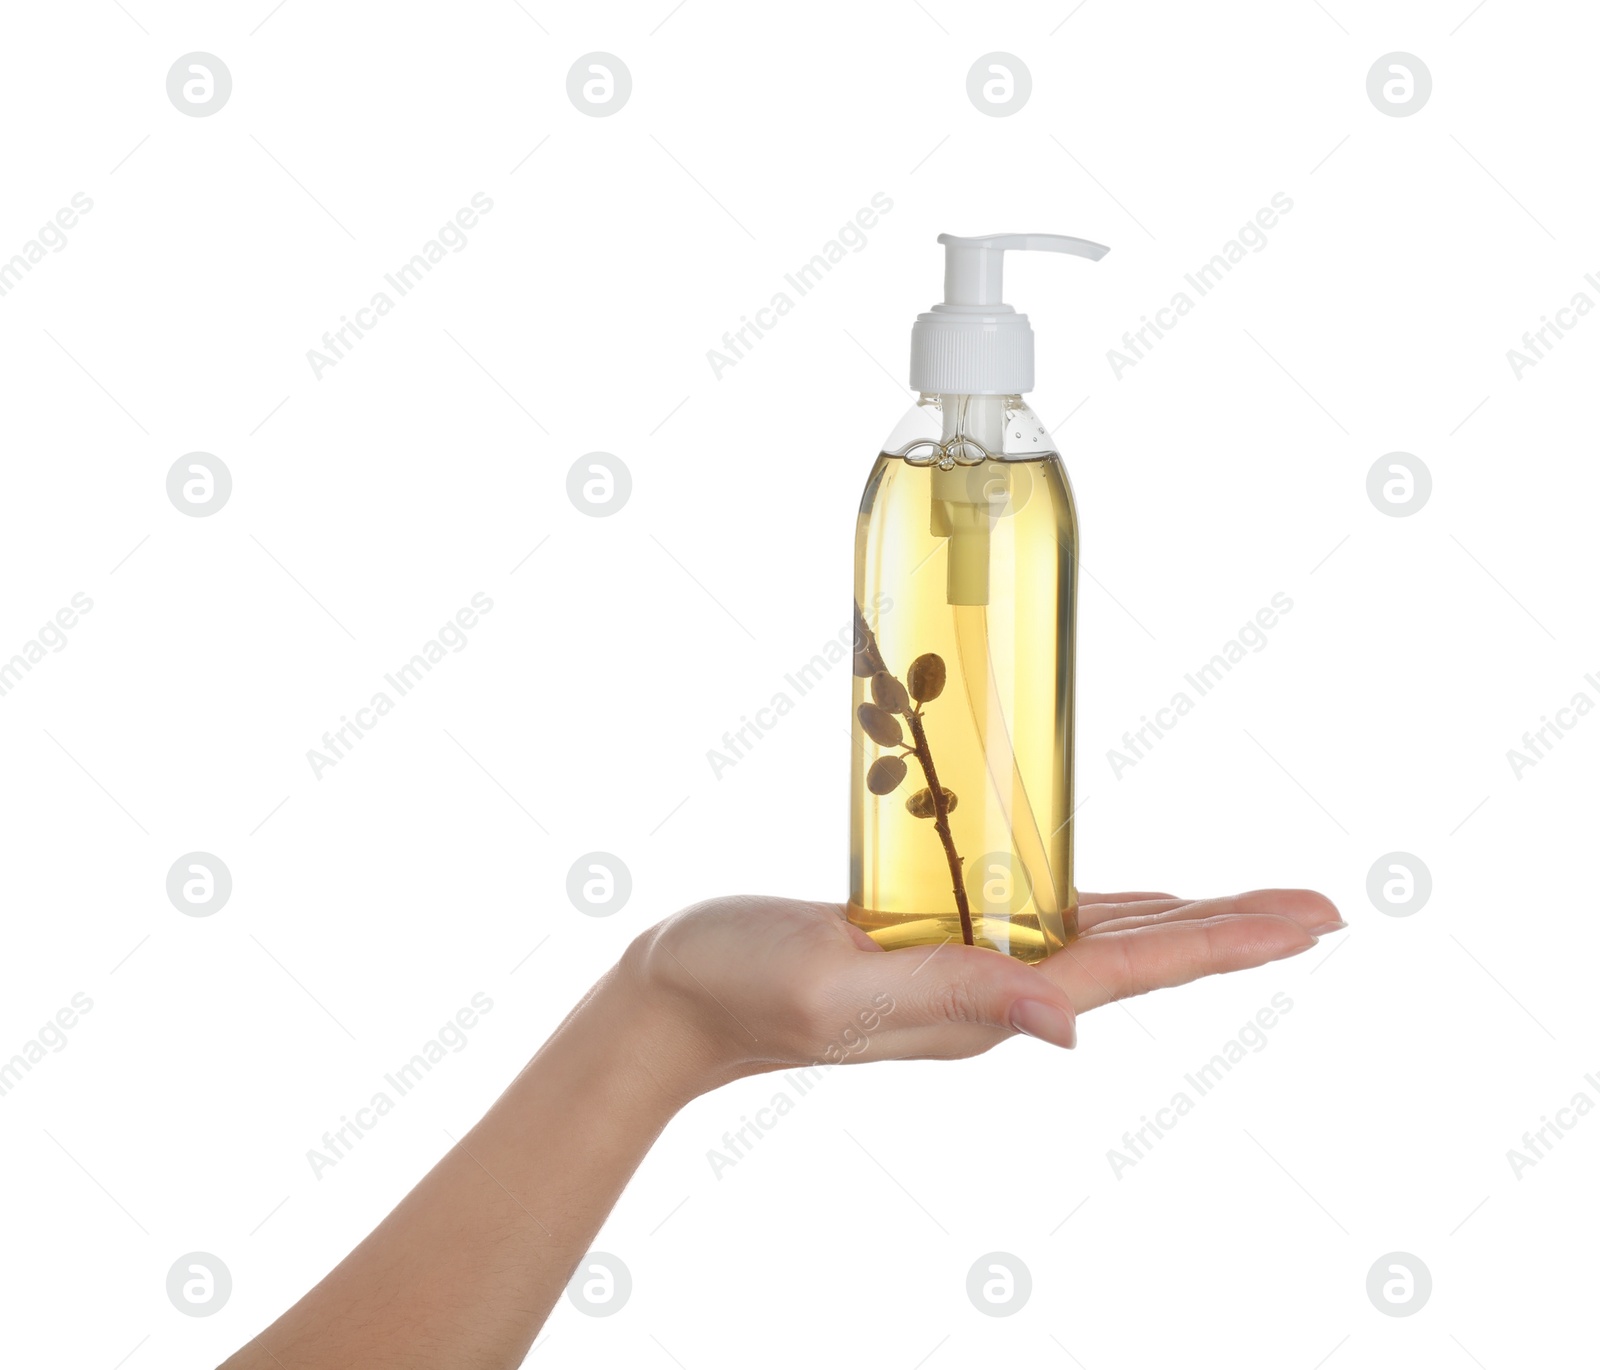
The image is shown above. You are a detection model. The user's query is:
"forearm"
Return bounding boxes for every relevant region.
[224,958,727,1369]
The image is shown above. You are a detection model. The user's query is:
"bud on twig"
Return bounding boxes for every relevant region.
[867,755,908,794]
[906,786,958,819]
[871,670,911,715]
[857,702,904,748]
[907,653,946,703]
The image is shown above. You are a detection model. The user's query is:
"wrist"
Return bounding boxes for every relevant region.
[497,963,724,1149]
[576,945,744,1110]
[611,928,752,1103]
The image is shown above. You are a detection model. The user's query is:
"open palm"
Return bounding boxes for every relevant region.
[627,886,1343,1075]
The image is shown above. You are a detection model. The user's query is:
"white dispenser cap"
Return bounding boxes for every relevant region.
[909,233,1109,395]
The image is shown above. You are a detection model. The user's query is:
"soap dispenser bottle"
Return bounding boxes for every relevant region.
[849,232,1107,963]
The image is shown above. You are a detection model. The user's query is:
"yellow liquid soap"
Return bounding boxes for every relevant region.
[848,418,1079,964]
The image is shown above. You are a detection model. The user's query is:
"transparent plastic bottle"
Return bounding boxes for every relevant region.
[848,394,1077,963]
[846,233,1104,963]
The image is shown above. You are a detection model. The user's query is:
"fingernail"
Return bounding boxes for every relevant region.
[1010,998,1076,1049]
[1309,917,1347,935]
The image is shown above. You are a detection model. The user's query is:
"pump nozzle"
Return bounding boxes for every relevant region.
[910,231,1109,395]
[936,233,1109,310]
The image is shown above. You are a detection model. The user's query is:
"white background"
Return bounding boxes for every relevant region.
[2,1,1597,1365]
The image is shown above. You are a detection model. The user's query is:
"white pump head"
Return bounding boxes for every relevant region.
[909,232,1109,396]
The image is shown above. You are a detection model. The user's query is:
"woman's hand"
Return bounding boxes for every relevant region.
[224,886,1342,1368]
[624,888,1344,1092]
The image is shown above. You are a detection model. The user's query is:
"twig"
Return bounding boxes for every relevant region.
[903,707,973,944]
[853,602,974,945]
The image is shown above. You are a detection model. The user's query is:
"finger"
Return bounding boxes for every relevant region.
[1077,890,1178,907]
[841,920,885,953]
[1077,896,1191,930]
[1084,888,1343,937]
[845,941,1077,1049]
[1038,913,1318,1013]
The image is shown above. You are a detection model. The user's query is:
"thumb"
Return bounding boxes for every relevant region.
[877,944,1078,1049]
